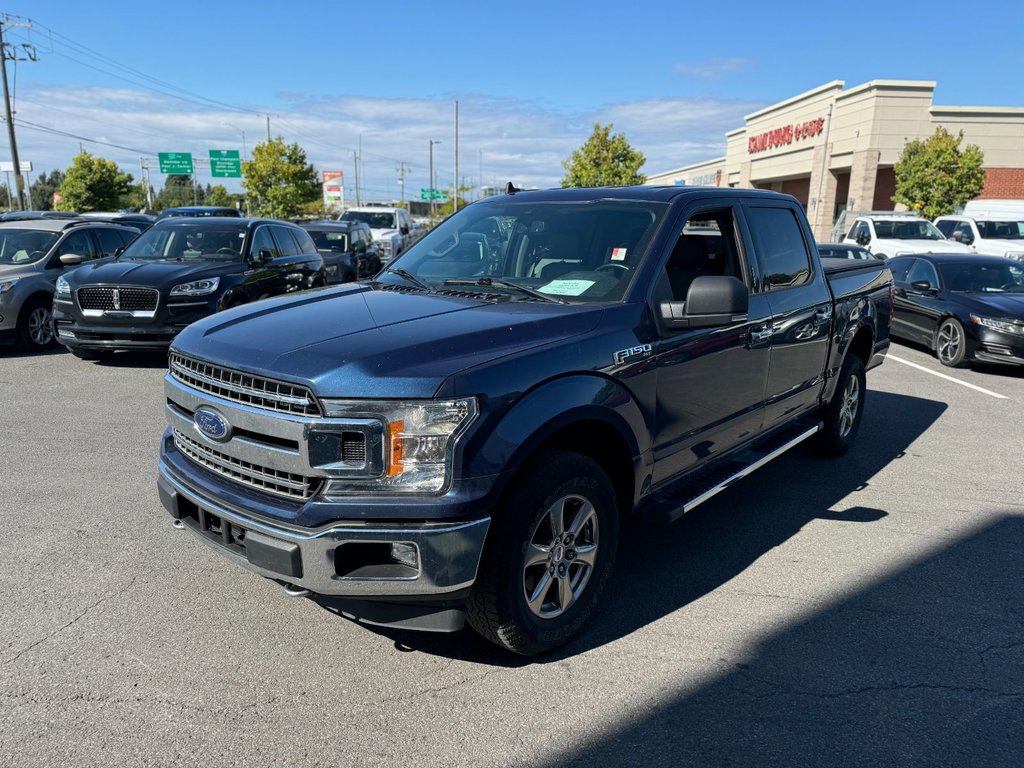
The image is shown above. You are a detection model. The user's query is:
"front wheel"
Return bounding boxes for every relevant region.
[814,354,866,456]
[935,318,968,367]
[466,450,618,656]
[16,298,55,351]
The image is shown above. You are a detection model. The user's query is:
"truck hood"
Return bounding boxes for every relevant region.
[369,227,398,240]
[172,285,602,398]
[974,239,1024,256]
[881,239,974,254]
[67,258,240,289]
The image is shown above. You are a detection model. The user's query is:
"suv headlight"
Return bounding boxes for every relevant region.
[55,276,71,297]
[971,314,1024,335]
[1,278,20,295]
[170,277,220,297]
[317,398,478,495]
[1004,251,1024,262]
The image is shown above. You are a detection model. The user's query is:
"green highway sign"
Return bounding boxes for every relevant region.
[158,152,194,174]
[420,187,447,201]
[209,149,242,178]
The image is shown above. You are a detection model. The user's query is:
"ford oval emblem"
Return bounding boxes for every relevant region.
[194,406,231,442]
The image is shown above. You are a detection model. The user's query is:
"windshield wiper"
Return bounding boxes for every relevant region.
[442,277,567,304]
[383,266,433,292]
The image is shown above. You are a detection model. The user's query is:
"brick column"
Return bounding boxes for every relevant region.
[808,143,838,242]
[847,150,880,215]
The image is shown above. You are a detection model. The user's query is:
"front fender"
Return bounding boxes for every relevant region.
[464,374,651,503]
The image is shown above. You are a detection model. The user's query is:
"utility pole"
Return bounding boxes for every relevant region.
[396,161,409,207]
[140,157,154,210]
[479,149,483,201]
[353,150,361,206]
[429,140,441,219]
[266,114,271,141]
[0,15,35,211]
[454,100,459,213]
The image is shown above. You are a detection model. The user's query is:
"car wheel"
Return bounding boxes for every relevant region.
[935,318,968,367]
[16,297,55,351]
[813,353,866,456]
[466,450,618,656]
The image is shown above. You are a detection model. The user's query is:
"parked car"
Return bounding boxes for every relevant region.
[80,212,157,233]
[338,206,415,263]
[818,243,879,260]
[843,212,973,259]
[156,185,892,655]
[933,215,1024,261]
[299,220,381,282]
[53,218,323,358]
[157,206,242,220]
[887,253,1024,367]
[0,219,139,351]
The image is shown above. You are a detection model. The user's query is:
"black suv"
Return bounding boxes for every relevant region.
[299,220,381,282]
[53,218,324,358]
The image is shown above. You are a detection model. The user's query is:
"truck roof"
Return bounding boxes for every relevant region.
[475,185,796,205]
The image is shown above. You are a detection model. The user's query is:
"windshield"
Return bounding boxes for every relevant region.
[940,262,1024,293]
[308,230,349,252]
[121,223,249,262]
[341,211,396,229]
[820,246,874,260]
[874,219,944,240]
[0,229,60,265]
[382,198,668,304]
[976,220,1024,240]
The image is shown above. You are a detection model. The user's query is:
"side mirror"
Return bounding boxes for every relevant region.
[910,280,936,294]
[960,232,974,245]
[59,253,84,266]
[856,234,870,246]
[660,276,749,330]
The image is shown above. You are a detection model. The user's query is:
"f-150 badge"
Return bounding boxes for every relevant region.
[614,344,652,365]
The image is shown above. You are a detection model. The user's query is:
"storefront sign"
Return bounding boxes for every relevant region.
[748,117,825,154]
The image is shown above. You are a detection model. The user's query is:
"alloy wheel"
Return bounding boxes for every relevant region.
[28,306,54,347]
[838,374,860,438]
[937,322,962,364]
[522,494,599,619]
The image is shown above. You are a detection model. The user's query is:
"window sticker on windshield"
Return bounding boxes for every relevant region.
[611,247,627,261]
[540,279,595,296]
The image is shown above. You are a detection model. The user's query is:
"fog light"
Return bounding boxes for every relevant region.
[57,327,76,339]
[390,542,419,569]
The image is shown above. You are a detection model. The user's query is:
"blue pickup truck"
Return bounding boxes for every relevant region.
[157,186,892,655]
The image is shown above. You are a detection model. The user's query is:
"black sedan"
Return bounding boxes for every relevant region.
[53,218,324,358]
[818,243,878,260]
[887,253,1024,367]
[299,220,381,283]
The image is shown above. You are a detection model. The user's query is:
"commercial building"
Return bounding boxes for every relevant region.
[646,80,1024,241]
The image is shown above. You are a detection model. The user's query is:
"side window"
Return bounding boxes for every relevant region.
[57,230,97,260]
[887,257,915,283]
[745,206,812,291]
[292,228,318,255]
[271,226,302,257]
[249,226,278,260]
[660,207,742,301]
[907,259,939,288]
[935,219,956,237]
[94,228,126,257]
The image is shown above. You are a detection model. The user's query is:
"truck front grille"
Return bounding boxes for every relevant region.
[78,286,159,312]
[169,353,321,417]
[173,429,321,501]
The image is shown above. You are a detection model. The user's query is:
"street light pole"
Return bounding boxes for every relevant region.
[429,139,442,218]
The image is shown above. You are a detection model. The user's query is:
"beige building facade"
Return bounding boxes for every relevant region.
[646,80,1024,241]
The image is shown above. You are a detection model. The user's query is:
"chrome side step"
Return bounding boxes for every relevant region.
[654,420,822,523]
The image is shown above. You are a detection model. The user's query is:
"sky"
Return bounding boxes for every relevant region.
[4,0,1023,205]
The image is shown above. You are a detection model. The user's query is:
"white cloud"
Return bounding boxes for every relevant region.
[675,57,751,79]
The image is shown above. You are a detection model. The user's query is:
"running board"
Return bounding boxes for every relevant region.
[652,420,822,523]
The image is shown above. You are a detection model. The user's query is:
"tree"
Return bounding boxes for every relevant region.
[893,128,985,219]
[241,136,320,219]
[156,174,203,210]
[434,183,474,217]
[54,152,135,212]
[561,123,646,188]
[205,184,235,208]
[29,169,66,211]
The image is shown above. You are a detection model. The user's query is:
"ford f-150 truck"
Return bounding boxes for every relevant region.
[157,186,892,655]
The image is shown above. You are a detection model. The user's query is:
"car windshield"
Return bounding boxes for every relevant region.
[976,220,1024,240]
[308,230,349,252]
[0,229,60,265]
[120,223,249,262]
[341,211,396,229]
[939,262,1024,293]
[381,198,668,304]
[874,219,944,240]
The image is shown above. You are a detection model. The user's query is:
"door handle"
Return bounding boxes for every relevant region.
[814,306,833,322]
[748,326,772,343]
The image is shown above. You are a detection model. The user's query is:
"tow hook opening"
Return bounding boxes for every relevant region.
[281,582,311,598]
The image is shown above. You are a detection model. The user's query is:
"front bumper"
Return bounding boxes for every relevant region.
[970,326,1024,366]
[158,457,490,598]
[53,295,214,351]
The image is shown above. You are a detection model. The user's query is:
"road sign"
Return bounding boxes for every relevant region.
[209,149,242,178]
[158,152,194,174]
[420,188,447,201]
[0,161,31,172]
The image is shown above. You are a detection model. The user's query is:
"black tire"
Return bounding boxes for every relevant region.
[814,354,866,456]
[70,348,115,361]
[16,297,56,351]
[935,317,968,368]
[466,450,618,656]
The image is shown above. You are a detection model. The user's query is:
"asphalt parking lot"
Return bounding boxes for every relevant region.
[1,342,1022,767]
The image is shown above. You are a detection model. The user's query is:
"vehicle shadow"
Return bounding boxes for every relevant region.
[314,390,948,666]
[528,515,1024,767]
[892,338,1024,379]
[93,351,169,369]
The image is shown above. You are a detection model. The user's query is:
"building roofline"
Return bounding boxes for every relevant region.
[647,157,726,178]
[836,79,936,101]
[931,105,1024,116]
[744,80,845,121]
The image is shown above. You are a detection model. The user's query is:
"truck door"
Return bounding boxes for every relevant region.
[650,204,771,484]
[741,203,833,430]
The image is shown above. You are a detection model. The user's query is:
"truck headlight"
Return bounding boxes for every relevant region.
[1,278,20,294]
[1004,251,1024,262]
[318,398,478,494]
[170,277,220,297]
[971,314,1024,335]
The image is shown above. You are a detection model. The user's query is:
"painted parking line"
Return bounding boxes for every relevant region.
[888,355,1008,400]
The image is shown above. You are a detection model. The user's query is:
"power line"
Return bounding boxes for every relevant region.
[11,117,155,155]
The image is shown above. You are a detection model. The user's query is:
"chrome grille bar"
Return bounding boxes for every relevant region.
[169,353,321,416]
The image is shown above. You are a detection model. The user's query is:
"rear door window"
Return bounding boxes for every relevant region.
[250,226,279,259]
[94,228,127,256]
[271,226,302,257]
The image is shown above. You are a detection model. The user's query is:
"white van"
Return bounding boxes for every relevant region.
[842,212,973,259]
[934,214,1024,261]
[962,199,1024,219]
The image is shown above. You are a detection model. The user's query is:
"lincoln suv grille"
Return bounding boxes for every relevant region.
[78,286,159,312]
[168,353,322,417]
